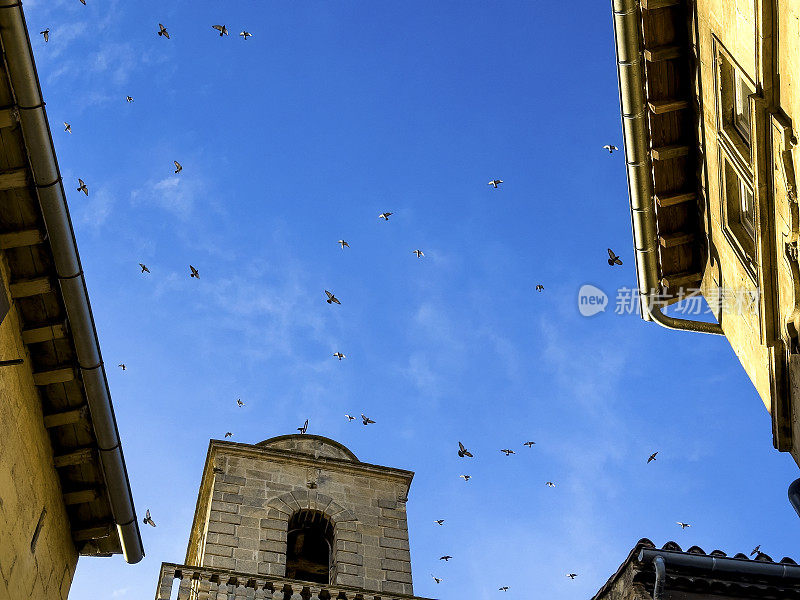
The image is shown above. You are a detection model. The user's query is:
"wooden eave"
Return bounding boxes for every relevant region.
[0,51,123,555]
[640,0,705,300]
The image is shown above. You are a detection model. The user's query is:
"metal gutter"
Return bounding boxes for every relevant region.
[0,0,144,563]
[639,548,800,580]
[612,0,723,335]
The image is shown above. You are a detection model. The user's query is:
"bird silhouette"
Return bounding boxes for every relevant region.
[501,449,515,456]
[224,432,232,438]
[139,263,150,273]
[173,161,182,174]
[751,545,761,556]
[212,25,229,36]
[647,451,658,463]
[431,576,442,584]
[76,179,88,196]
[333,352,345,360]
[434,519,444,525]
[298,419,308,434]
[40,29,49,42]
[566,573,577,580]
[63,122,71,133]
[523,441,536,447]
[237,399,244,407]
[361,414,375,425]
[498,587,509,592]
[189,265,199,279]
[440,556,452,561]
[118,364,126,371]
[457,442,473,458]
[535,284,544,292]
[325,290,340,305]
[413,249,424,258]
[379,212,392,220]
[338,240,350,249]
[488,179,503,188]
[546,481,556,487]
[677,522,691,529]
[78,0,86,4]
[608,248,623,266]
[143,509,156,527]
[240,31,252,40]
[345,414,355,421]
[126,95,134,103]
[603,144,619,154]
[158,24,169,39]
[460,474,471,481]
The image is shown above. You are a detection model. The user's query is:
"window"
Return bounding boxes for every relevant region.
[286,510,334,583]
[721,154,757,273]
[732,70,755,144]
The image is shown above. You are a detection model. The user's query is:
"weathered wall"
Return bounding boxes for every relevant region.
[0,257,78,599]
[187,439,414,596]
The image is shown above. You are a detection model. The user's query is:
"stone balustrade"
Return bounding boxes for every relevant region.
[155,563,432,600]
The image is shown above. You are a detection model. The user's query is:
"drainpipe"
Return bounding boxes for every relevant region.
[0,1,144,563]
[639,548,800,579]
[612,0,723,335]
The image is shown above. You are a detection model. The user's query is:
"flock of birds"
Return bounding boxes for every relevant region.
[37,5,754,593]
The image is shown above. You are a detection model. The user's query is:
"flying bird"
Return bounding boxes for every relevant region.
[535,284,544,292]
[240,31,252,39]
[173,161,182,174]
[76,179,88,196]
[325,290,340,305]
[237,399,244,407]
[434,519,444,525]
[338,240,350,249]
[413,249,424,258]
[126,95,134,103]
[439,556,452,561]
[546,481,556,487]
[488,179,503,188]
[431,576,442,584]
[143,509,156,527]
[158,24,169,39]
[498,587,509,592]
[378,212,392,220]
[607,248,623,266]
[566,573,577,580]
[224,432,232,438]
[460,474,471,481]
[345,414,355,421]
[40,29,49,42]
[457,442,473,458]
[361,414,375,425]
[298,419,308,434]
[78,0,86,4]
[118,364,126,371]
[189,265,199,279]
[139,263,150,273]
[63,122,71,133]
[751,545,761,556]
[523,441,536,447]
[676,522,691,529]
[212,25,229,36]
[501,449,515,456]
[647,451,658,463]
[603,144,619,154]
[333,352,346,360]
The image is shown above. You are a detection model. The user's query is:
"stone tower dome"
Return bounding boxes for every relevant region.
[155,434,421,599]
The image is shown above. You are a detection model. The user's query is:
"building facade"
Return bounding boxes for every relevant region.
[155,435,429,600]
[592,538,800,600]
[0,2,143,599]
[612,1,800,463]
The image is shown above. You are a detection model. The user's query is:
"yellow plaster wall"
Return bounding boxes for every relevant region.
[0,255,78,600]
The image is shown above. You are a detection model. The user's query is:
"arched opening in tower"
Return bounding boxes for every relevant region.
[286,509,334,583]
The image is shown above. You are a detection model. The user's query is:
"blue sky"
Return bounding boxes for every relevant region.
[22,1,800,599]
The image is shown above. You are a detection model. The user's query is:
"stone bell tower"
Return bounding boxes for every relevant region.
[155,434,425,600]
